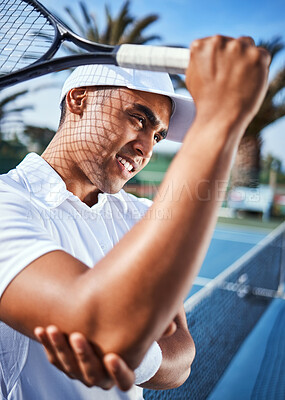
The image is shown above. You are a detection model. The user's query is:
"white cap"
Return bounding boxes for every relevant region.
[60,64,196,142]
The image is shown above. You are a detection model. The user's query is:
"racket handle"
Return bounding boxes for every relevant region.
[116,44,190,74]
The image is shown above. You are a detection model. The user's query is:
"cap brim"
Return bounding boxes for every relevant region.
[167,93,196,142]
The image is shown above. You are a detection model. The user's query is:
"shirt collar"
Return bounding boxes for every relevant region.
[17,153,128,211]
[17,153,71,208]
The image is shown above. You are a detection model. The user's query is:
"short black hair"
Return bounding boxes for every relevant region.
[58,96,67,129]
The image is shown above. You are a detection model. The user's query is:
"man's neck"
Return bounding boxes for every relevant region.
[42,142,101,207]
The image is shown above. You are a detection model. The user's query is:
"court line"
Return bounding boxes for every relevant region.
[184,222,285,312]
[213,230,265,244]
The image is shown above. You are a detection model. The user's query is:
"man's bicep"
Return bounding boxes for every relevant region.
[0,250,89,339]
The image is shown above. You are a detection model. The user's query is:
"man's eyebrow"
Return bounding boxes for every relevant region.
[133,103,168,139]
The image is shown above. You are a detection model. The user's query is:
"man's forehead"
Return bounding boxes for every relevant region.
[121,87,172,107]
[119,87,172,120]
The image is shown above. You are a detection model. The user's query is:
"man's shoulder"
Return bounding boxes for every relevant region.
[0,166,29,199]
[0,161,38,215]
[0,153,33,193]
[0,169,22,194]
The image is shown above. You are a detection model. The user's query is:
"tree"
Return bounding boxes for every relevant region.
[23,125,56,154]
[0,90,32,173]
[230,37,285,187]
[63,0,160,50]
[0,90,32,139]
[260,153,282,185]
[0,138,28,174]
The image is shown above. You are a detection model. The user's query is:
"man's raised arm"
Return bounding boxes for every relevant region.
[0,36,270,370]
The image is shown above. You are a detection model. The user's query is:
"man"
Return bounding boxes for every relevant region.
[0,62,195,400]
[0,35,270,399]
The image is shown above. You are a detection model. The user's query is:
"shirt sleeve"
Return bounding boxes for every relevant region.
[0,188,64,298]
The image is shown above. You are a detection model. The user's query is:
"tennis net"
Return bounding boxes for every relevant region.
[144,222,285,400]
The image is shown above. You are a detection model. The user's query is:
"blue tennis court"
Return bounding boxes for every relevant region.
[186,224,268,298]
[208,297,285,400]
[144,221,285,400]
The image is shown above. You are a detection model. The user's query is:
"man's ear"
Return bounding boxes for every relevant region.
[66,87,88,116]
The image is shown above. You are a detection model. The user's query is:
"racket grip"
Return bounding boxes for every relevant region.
[116,44,190,74]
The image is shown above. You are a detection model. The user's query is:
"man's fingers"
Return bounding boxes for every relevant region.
[45,325,82,379]
[257,47,272,66]
[34,327,56,363]
[234,36,271,66]
[34,326,62,369]
[104,353,135,392]
[238,36,255,46]
[69,332,113,389]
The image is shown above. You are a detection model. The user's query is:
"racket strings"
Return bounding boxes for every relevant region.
[0,0,55,75]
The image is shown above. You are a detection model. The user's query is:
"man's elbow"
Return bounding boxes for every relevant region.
[174,336,196,388]
[73,285,151,368]
[172,367,192,388]
[148,333,196,390]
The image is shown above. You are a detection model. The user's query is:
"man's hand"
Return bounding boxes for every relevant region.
[34,321,178,391]
[34,326,135,391]
[187,35,271,138]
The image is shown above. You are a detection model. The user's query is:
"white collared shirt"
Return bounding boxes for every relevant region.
[0,153,161,400]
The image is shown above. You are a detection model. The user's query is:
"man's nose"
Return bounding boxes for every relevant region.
[133,133,154,159]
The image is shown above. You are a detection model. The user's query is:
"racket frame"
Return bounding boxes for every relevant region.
[0,0,189,89]
[0,0,117,88]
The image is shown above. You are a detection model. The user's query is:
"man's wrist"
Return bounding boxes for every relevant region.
[185,110,247,148]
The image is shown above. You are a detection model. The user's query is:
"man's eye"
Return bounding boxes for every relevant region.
[136,116,145,126]
[154,134,161,143]
[129,114,145,127]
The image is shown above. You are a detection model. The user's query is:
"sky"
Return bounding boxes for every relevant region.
[3,0,285,164]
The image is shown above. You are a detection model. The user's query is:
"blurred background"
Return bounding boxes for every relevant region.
[1,2,284,398]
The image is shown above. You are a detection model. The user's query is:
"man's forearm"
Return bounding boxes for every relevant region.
[0,36,269,373]
[79,38,270,368]
[79,117,241,367]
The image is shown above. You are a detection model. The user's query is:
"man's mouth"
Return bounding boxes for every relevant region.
[116,155,135,173]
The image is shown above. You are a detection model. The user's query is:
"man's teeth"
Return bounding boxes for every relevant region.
[117,156,133,172]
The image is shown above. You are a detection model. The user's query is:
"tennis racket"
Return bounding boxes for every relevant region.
[0,0,190,89]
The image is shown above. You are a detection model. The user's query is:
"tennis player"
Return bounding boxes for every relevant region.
[0,35,270,400]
